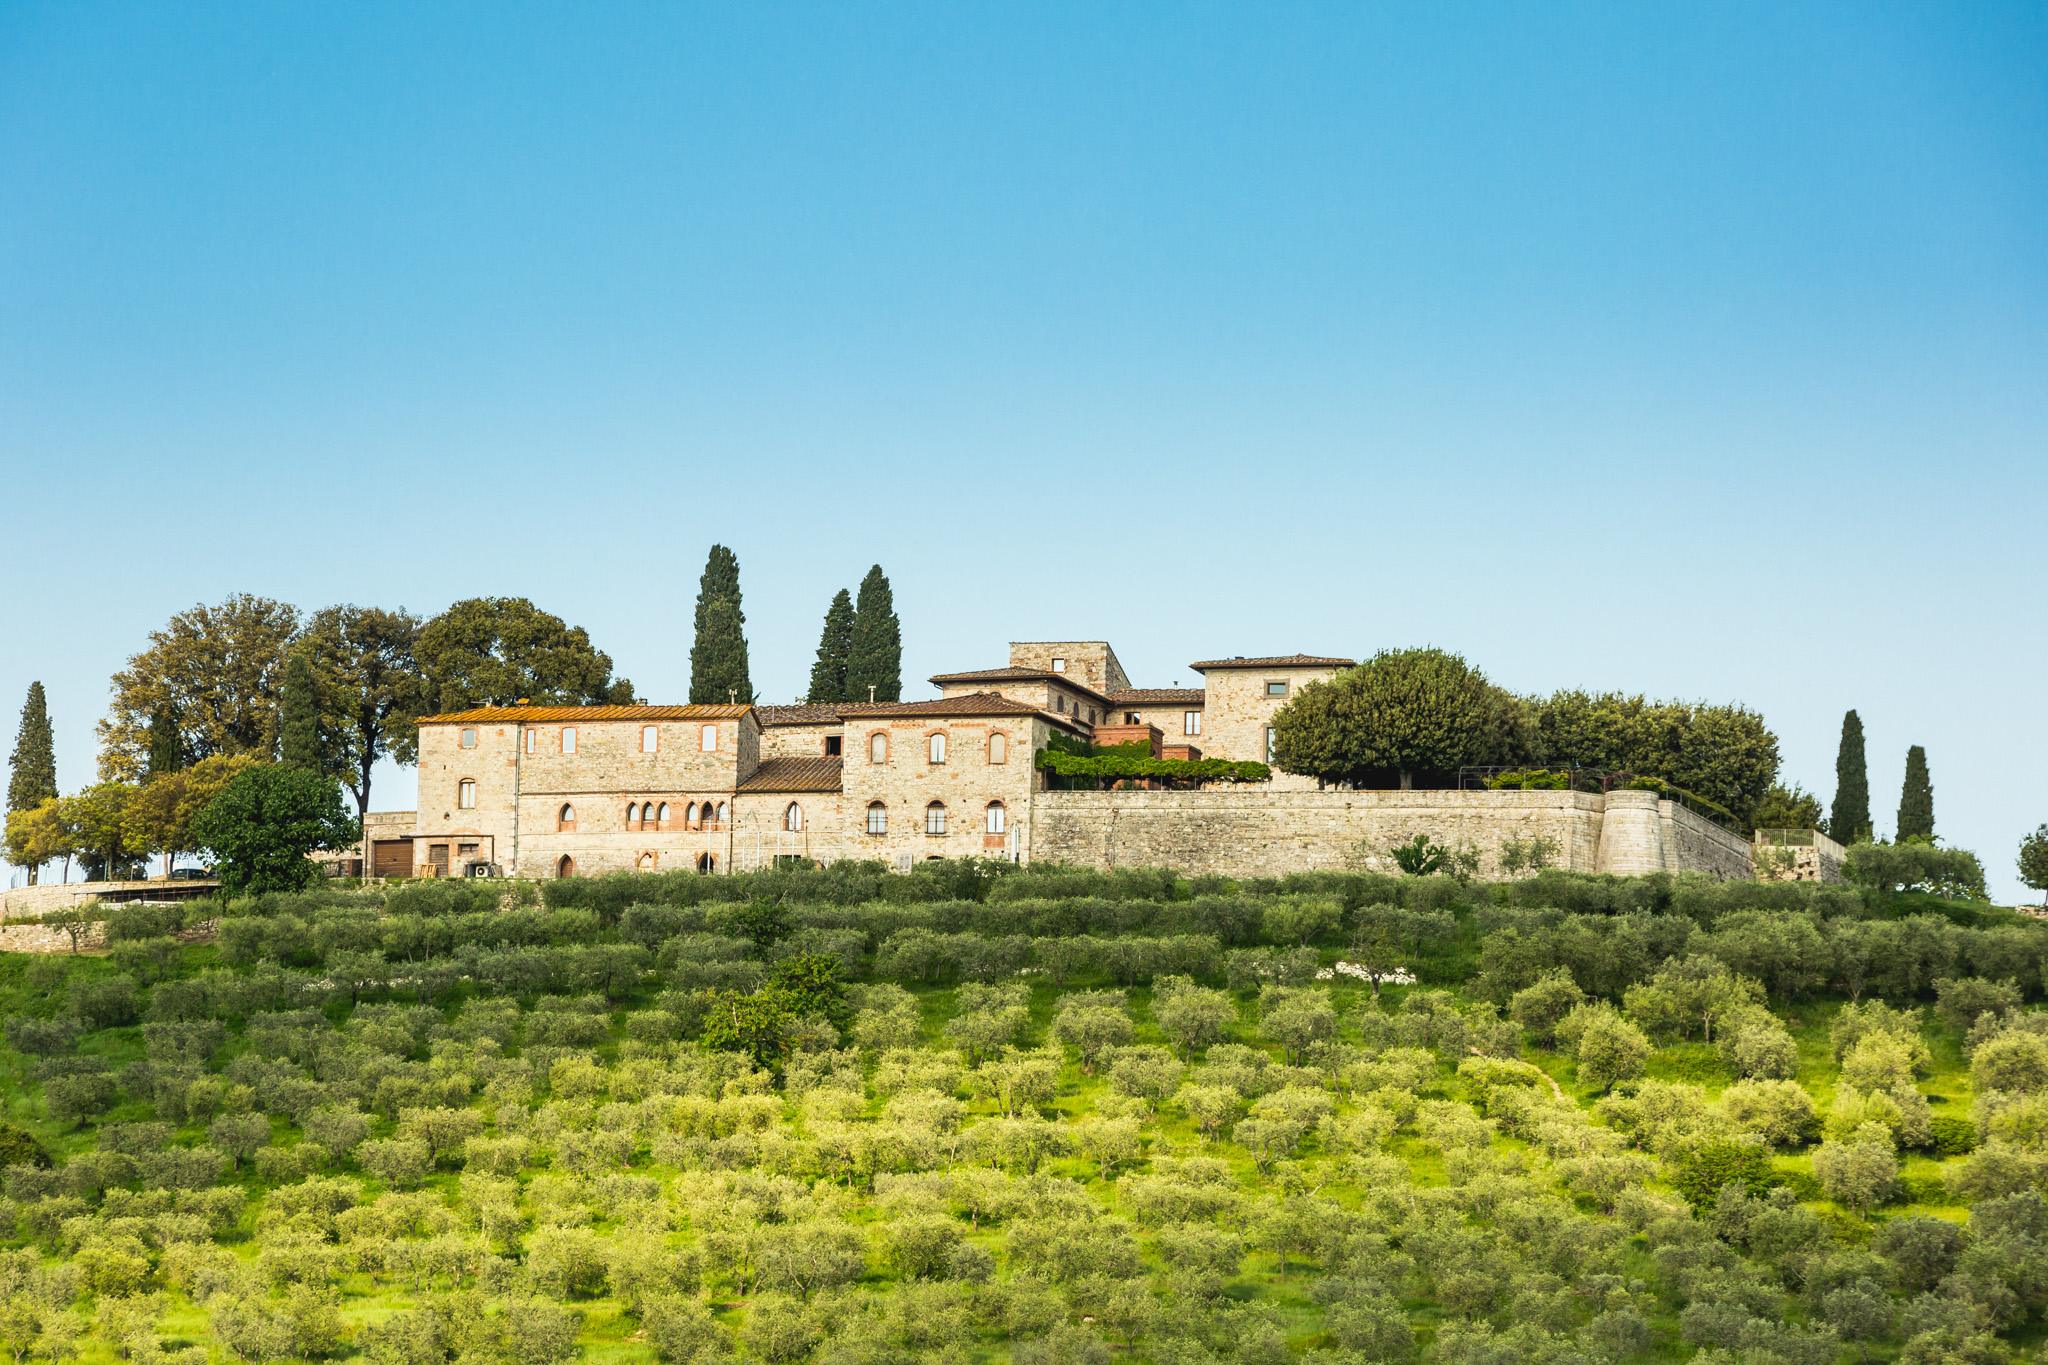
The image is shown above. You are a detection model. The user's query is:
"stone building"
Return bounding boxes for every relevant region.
[364,639,1759,882]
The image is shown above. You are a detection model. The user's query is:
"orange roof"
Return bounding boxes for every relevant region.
[737,756,845,793]
[1109,688,1207,705]
[418,704,754,724]
[1187,655,1354,672]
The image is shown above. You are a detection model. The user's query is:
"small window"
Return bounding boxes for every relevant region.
[1185,711,1202,737]
[641,725,658,753]
[460,728,477,749]
[458,780,476,809]
[870,733,888,764]
[656,802,669,826]
[986,801,1007,834]
[562,727,577,754]
[638,853,657,870]
[696,852,715,874]
[626,802,640,826]
[785,802,803,832]
[925,802,947,836]
[824,735,842,757]
[1086,708,1095,724]
[1055,697,1066,714]
[525,729,536,754]
[1051,658,1066,673]
[988,732,1008,765]
[1125,712,1140,725]
[1266,680,1289,698]
[700,724,717,752]
[929,732,947,764]
[686,802,699,827]
[716,802,729,826]
[866,802,888,835]
[558,804,576,832]
[1265,726,1276,762]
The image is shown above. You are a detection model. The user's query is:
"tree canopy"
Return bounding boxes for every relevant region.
[417,598,632,715]
[190,765,359,896]
[8,682,57,878]
[806,588,855,705]
[96,594,303,782]
[279,651,322,775]
[1270,647,1503,789]
[845,565,901,704]
[1897,745,1934,843]
[302,604,428,817]
[1831,709,1872,843]
[688,546,753,705]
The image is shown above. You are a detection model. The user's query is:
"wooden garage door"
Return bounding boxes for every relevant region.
[371,840,414,878]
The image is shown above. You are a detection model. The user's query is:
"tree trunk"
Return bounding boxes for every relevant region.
[1399,771,1413,790]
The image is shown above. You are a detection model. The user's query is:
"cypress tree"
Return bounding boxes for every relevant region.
[688,545,752,705]
[279,651,323,773]
[807,588,855,704]
[146,707,183,782]
[7,682,56,815]
[1829,709,1871,844]
[1897,744,1934,843]
[845,565,902,704]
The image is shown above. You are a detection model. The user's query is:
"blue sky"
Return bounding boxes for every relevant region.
[3,3,2043,895]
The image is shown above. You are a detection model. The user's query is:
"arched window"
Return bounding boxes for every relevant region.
[458,779,477,809]
[686,802,699,828]
[986,801,1007,834]
[869,732,888,764]
[866,801,888,835]
[696,852,715,874]
[655,802,670,828]
[625,802,639,827]
[928,732,947,764]
[556,855,575,878]
[784,802,803,832]
[925,802,947,836]
[988,732,1008,765]
[637,852,657,870]
[715,802,729,827]
[558,804,577,832]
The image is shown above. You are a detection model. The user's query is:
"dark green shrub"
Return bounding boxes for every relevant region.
[1673,1141,1777,1210]
[1932,1115,1978,1156]
[0,1124,49,1169]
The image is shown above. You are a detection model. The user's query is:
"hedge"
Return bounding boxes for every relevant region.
[1034,750,1272,786]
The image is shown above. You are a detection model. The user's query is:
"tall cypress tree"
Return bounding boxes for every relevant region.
[146,707,183,781]
[845,565,902,704]
[807,589,855,704]
[279,651,323,773]
[7,682,57,815]
[1897,744,1934,843]
[1829,709,1871,844]
[689,546,753,704]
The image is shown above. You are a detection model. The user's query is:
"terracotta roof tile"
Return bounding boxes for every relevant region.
[1186,655,1354,672]
[755,702,905,726]
[418,704,753,723]
[856,695,1051,718]
[928,666,1112,702]
[1108,688,1207,705]
[737,756,845,793]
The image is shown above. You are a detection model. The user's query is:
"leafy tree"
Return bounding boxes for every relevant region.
[1898,745,1934,843]
[1153,977,1237,1060]
[416,597,632,713]
[1830,709,1872,843]
[4,799,76,888]
[1272,648,1501,789]
[190,765,358,897]
[2021,826,2048,907]
[1509,968,1587,1047]
[1557,1002,1650,1093]
[98,593,302,781]
[1813,1123,1897,1214]
[1752,782,1823,830]
[688,546,752,705]
[7,682,57,882]
[124,753,262,876]
[1051,1002,1134,1073]
[806,588,855,704]
[845,565,902,704]
[278,652,321,775]
[301,605,427,818]
[1535,690,1780,823]
[1720,1078,1820,1149]
[68,782,141,881]
[1821,1279,1894,1363]
[208,1113,273,1170]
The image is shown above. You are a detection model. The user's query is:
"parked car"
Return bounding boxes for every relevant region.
[167,867,214,881]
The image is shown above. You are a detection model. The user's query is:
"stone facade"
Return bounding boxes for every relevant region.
[372,638,1759,884]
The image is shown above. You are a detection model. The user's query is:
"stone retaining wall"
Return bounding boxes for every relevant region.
[1025,787,1753,881]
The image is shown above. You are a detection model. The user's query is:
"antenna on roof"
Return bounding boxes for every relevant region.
[869,685,877,703]
[728,689,736,705]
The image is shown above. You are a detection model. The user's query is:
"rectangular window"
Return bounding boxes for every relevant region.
[1185,711,1201,736]
[925,806,947,835]
[1266,680,1289,698]
[457,843,478,857]
[929,732,947,764]
[458,780,476,809]
[1051,658,1066,673]
[824,735,842,757]
[1265,726,1276,762]
[525,729,536,754]
[988,732,1007,764]
[1055,697,1066,714]
[561,727,577,754]
[641,725,658,753]
[1124,712,1140,725]
[867,804,888,835]
[460,728,477,749]
[429,844,450,875]
[870,733,888,764]
[700,724,718,752]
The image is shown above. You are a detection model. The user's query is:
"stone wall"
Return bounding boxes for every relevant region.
[839,715,1044,865]
[1193,664,1347,790]
[1008,642,1130,695]
[1025,787,1753,881]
